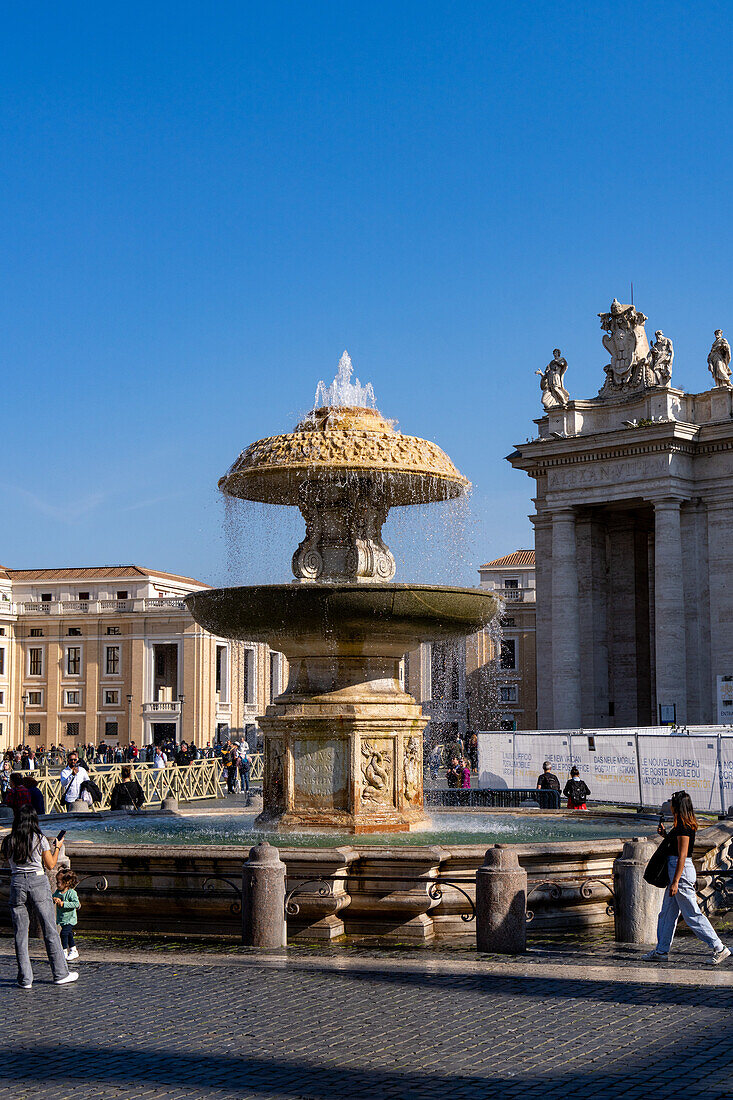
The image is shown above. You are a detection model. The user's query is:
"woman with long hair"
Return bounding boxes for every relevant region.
[1,805,78,987]
[645,790,730,964]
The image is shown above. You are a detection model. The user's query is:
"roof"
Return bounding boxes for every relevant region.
[479,550,535,569]
[0,566,10,581]
[4,565,208,587]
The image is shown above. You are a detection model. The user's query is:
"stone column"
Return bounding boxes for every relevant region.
[613,837,664,943]
[653,498,687,725]
[707,498,733,721]
[475,844,527,953]
[531,513,554,728]
[551,508,582,728]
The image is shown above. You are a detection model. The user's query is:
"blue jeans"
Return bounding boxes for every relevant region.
[9,872,70,985]
[656,857,724,955]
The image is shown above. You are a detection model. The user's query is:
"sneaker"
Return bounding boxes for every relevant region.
[17,981,32,989]
[67,947,79,961]
[54,971,79,985]
[712,946,731,965]
[642,950,668,960]
[63,948,69,959]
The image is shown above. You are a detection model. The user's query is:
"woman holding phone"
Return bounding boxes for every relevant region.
[644,790,730,964]
[0,805,79,987]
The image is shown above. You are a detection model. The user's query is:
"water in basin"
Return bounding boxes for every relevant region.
[60,811,650,849]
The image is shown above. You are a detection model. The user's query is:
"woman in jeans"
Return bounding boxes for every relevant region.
[1,805,79,988]
[645,790,731,964]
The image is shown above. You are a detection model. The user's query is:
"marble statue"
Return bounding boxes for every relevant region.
[708,330,732,388]
[536,349,570,410]
[646,330,674,387]
[598,299,651,394]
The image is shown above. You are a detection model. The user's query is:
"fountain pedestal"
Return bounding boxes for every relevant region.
[259,656,426,833]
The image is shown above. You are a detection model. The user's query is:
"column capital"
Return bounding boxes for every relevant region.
[649,495,686,511]
[549,506,577,521]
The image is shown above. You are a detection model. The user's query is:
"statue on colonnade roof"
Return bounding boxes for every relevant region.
[598,299,651,394]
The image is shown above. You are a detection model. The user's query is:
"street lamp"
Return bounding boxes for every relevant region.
[126,693,133,746]
[178,693,185,745]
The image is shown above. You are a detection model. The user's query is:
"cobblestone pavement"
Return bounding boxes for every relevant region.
[1,938,732,1100]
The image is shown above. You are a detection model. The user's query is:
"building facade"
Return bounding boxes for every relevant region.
[0,565,278,753]
[510,301,733,730]
[468,550,537,731]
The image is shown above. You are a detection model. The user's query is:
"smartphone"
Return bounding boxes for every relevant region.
[56,829,67,842]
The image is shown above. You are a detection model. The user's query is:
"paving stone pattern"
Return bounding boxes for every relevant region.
[1,950,732,1100]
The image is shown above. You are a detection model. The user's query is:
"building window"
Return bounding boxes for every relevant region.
[269,651,280,701]
[107,626,121,635]
[27,722,41,736]
[66,722,80,738]
[116,590,128,600]
[241,648,255,704]
[66,647,81,676]
[41,593,52,603]
[30,628,44,637]
[105,720,119,738]
[27,690,43,706]
[65,690,81,707]
[28,647,43,676]
[68,627,82,636]
[500,639,517,670]
[104,689,120,706]
[105,645,120,676]
[0,648,4,676]
[0,690,4,705]
[216,644,228,696]
[0,627,4,635]
[499,684,518,703]
[499,716,517,731]
[78,591,90,601]
[503,578,519,589]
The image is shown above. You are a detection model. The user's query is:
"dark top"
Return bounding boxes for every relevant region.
[563,778,590,804]
[537,772,561,792]
[666,824,696,859]
[110,779,145,811]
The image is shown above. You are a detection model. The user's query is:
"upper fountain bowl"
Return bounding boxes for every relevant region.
[219,404,469,508]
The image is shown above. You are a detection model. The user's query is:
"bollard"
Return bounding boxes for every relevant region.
[71,799,91,813]
[476,844,527,954]
[161,796,179,812]
[241,841,287,948]
[613,836,664,943]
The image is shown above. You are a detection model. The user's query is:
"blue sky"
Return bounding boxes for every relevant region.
[2,2,733,585]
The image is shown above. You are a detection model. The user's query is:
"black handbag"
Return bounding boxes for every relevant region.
[643,838,671,888]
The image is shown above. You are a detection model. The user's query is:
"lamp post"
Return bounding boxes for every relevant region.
[21,691,28,748]
[126,693,133,748]
[178,693,185,746]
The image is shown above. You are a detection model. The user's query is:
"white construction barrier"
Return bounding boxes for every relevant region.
[478,727,733,812]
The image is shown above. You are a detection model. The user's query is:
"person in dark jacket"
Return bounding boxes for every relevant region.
[109,766,145,811]
[563,766,590,809]
[536,761,561,794]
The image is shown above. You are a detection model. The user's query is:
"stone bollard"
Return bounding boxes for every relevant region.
[613,836,664,943]
[476,844,527,954]
[71,799,91,812]
[161,796,179,812]
[241,841,287,948]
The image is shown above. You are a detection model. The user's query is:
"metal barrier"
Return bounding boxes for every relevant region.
[424,788,561,809]
[32,758,226,812]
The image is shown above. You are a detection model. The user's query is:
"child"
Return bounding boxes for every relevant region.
[53,868,81,961]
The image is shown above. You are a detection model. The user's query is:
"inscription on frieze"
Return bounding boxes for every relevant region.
[293,739,348,810]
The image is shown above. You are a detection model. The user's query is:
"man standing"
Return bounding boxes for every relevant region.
[536,761,561,796]
[59,751,91,812]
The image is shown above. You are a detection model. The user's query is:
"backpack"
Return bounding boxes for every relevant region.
[80,778,103,804]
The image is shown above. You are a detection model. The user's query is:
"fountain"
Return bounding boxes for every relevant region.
[187,352,498,833]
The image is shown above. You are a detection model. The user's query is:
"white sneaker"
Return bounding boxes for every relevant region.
[712,946,731,965]
[54,971,79,985]
[17,981,32,989]
[67,947,79,961]
[642,950,668,961]
[63,948,69,959]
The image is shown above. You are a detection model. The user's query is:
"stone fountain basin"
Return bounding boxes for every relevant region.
[186,583,498,657]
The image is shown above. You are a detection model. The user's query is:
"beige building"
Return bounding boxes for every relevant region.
[466,551,537,731]
[510,300,733,729]
[0,565,279,753]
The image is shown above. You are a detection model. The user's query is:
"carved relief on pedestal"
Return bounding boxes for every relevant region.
[403,735,422,804]
[360,740,394,806]
[264,738,286,815]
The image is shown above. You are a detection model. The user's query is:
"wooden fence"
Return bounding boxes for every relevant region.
[29,754,263,813]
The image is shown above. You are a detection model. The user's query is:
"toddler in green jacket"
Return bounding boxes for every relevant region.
[53,869,81,961]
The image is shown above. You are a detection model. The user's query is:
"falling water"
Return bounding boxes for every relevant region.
[314,351,376,409]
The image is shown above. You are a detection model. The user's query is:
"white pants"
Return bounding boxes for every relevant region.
[656,857,724,955]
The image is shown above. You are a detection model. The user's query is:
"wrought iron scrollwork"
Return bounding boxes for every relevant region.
[74,875,109,893]
[426,880,476,922]
[526,878,615,923]
[202,875,242,915]
[284,877,333,917]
